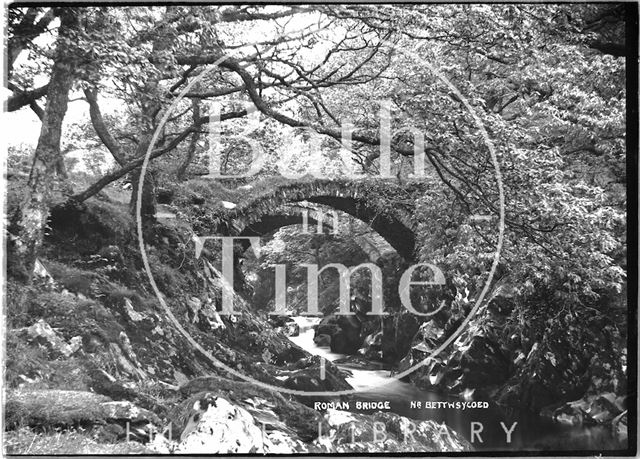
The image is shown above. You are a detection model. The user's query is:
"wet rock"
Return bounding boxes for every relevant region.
[282,355,353,394]
[542,403,585,426]
[268,316,300,337]
[611,411,627,443]
[316,323,340,337]
[284,321,300,337]
[283,369,351,393]
[541,392,623,426]
[284,355,351,377]
[333,355,386,371]
[454,336,510,388]
[315,315,363,355]
[331,332,361,354]
[360,331,383,361]
[588,394,622,424]
[381,314,421,363]
[408,318,510,397]
[314,334,331,347]
[272,343,307,365]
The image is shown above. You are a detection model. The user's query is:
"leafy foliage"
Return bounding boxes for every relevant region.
[5,4,629,410]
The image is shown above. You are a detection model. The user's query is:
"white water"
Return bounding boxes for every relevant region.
[289,317,396,392]
[289,316,340,362]
[286,316,623,452]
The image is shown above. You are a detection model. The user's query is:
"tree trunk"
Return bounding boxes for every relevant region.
[7,8,79,283]
[176,99,201,181]
[129,169,158,222]
[127,9,176,220]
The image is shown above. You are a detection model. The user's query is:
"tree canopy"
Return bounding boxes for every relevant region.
[5,4,630,399]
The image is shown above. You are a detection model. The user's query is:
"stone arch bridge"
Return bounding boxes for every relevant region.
[206,179,426,261]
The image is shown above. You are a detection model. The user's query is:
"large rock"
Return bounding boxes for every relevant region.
[159,393,471,454]
[13,320,82,359]
[360,331,383,361]
[160,392,312,453]
[381,314,421,363]
[541,393,625,426]
[283,369,351,393]
[178,375,327,442]
[268,316,300,337]
[314,334,331,347]
[406,304,511,397]
[315,315,363,355]
[174,395,299,453]
[612,411,627,443]
[281,355,353,394]
[438,334,509,392]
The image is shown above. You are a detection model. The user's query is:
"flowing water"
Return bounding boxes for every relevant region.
[289,317,624,452]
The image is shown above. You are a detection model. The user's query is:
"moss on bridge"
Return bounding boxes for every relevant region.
[173,177,428,259]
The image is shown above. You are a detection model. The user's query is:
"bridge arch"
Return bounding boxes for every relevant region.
[238,208,396,263]
[221,179,419,260]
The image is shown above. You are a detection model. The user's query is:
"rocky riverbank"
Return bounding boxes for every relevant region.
[3,199,471,454]
[308,278,627,448]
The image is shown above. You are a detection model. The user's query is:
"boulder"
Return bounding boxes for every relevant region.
[453,335,510,388]
[268,316,300,337]
[316,323,340,337]
[315,314,363,355]
[163,393,471,454]
[333,355,385,371]
[177,376,326,442]
[541,393,623,426]
[381,314,421,363]
[166,392,317,453]
[360,331,383,361]
[611,411,627,443]
[174,396,272,453]
[314,334,331,347]
[273,343,307,365]
[283,369,351,393]
[408,320,510,396]
[284,321,300,337]
[281,355,353,394]
[14,320,82,359]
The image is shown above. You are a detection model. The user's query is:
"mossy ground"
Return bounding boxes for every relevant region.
[3,190,344,453]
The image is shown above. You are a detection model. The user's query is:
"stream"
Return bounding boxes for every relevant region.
[289,317,624,452]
